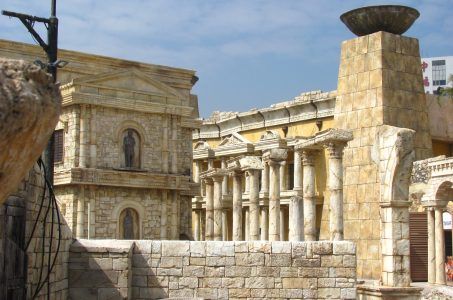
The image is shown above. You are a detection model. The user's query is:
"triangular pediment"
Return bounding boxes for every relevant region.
[219,132,251,147]
[72,69,182,98]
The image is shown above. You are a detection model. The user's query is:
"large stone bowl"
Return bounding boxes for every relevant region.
[340,5,420,36]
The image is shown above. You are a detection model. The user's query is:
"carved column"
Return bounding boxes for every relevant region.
[76,188,85,238]
[268,160,281,241]
[160,190,168,239]
[205,178,214,240]
[213,176,223,241]
[435,207,446,285]
[194,209,201,241]
[170,191,179,239]
[162,115,169,173]
[264,149,287,241]
[208,159,214,170]
[245,173,250,193]
[293,150,303,192]
[289,195,303,241]
[193,160,201,183]
[244,208,250,240]
[221,158,229,195]
[302,150,317,241]
[280,206,286,241]
[325,142,346,241]
[232,172,243,241]
[260,207,269,240]
[279,161,286,191]
[79,104,89,168]
[261,160,269,193]
[427,207,435,284]
[249,169,260,240]
[171,115,178,174]
[222,209,228,241]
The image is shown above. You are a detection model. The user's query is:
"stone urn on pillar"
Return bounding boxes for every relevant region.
[336,5,429,300]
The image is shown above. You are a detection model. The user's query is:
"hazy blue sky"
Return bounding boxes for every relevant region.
[1,1,451,117]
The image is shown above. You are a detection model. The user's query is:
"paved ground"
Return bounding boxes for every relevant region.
[412,282,453,299]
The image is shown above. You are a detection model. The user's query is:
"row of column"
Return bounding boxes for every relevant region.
[194,142,347,242]
[427,206,447,285]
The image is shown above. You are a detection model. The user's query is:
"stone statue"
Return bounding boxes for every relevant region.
[123,208,134,239]
[123,129,136,168]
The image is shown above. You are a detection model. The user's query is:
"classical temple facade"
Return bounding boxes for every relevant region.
[191,32,453,294]
[0,38,201,241]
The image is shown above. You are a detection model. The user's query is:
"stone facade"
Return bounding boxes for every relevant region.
[0,39,201,241]
[69,239,356,300]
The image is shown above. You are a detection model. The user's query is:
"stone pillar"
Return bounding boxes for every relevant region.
[213,176,223,241]
[221,158,229,195]
[244,208,250,240]
[268,160,281,241]
[293,150,303,192]
[280,206,286,241]
[249,169,260,240]
[261,161,269,193]
[193,160,201,183]
[161,190,168,239]
[89,106,97,168]
[380,202,412,287]
[194,209,201,241]
[435,207,446,285]
[171,191,179,239]
[205,178,214,241]
[76,195,85,238]
[222,210,228,241]
[427,208,435,284]
[162,115,169,173]
[260,207,269,240]
[88,192,96,239]
[79,104,89,168]
[201,210,206,241]
[325,142,345,241]
[232,172,243,241]
[302,150,317,241]
[208,159,214,170]
[171,116,178,174]
[279,161,286,191]
[289,195,303,241]
[245,173,250,193]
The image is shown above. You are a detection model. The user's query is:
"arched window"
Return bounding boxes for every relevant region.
[119,208,140,239]
[122,128,141,169]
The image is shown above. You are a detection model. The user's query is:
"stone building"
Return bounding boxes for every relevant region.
[191,31,453,297]
[0,38,201,241]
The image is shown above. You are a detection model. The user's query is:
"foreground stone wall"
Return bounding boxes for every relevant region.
[0,163,73,299]
[70,240,356,299]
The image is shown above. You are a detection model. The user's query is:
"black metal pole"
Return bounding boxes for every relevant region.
[44,0,58,185]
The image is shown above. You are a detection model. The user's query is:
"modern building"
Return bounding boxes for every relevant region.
[421,55,453,94]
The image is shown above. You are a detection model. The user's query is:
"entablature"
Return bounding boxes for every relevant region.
[54,168,193,191]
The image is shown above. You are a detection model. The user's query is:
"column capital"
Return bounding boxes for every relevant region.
[203,177,213,185]
[301,149,319,165]
[324,142,346,159]
[263,148,288,164]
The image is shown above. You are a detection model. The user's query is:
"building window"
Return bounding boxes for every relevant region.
[432,60,446,86]
[54,129,64,163]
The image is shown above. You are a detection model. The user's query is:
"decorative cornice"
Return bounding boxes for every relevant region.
[54,168,191,190]
[294,128,353,150]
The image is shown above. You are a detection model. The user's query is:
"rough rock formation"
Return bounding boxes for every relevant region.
[0,59,61,204]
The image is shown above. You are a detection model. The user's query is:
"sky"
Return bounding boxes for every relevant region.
[0,1,452,118]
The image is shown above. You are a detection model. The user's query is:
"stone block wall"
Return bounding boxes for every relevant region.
[69,240,357,300]
[69,240,134,300]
